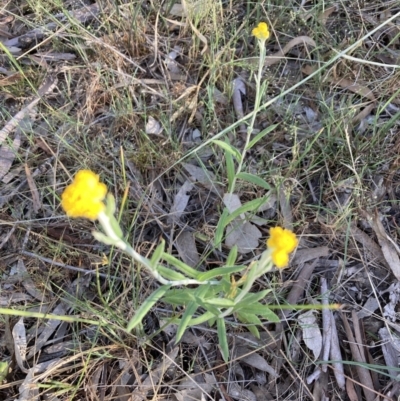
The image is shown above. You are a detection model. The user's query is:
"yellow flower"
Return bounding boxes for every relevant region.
[267,227,298,268]
[252,22,270,42]
[61,170,107,220]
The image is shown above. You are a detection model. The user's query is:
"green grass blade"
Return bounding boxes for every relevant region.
[246,124,278,149]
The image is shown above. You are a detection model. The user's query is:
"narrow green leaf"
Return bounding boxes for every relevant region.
[203,297,235,308]
[163,289,196,305]
[92,231,118,246]
[217,318,229,362]
[150,240,165,266]
[162,253,199,279]
[126,285,171,332]
[247,324,260,338]
[236,172,271,190]
[212,139,241,161]
[226,246,238,266]
[176,301,198,343]
[195,299,221,317]
[225,196,268,226]
[225,150,235,192]
[237,312,261,338]
[197,265,245,281]
[234,289,272,307]
[246,124,278,149]
[188,311,214,326]
[176,285,211,342]
[238,304,280,322]
[157,265,187,281]
[0,361,8,382]
[214,208,229,248]
[240,312,262,325]
[105,193,117,216]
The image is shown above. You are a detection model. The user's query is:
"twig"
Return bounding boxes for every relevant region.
[321,278,332,372]
[20,250,122,281]
[0,76,57,144]
[340,312,375,401]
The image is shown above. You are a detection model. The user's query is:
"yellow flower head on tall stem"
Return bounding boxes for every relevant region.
[267,227,298,268]
[61,170,107,220]
[252,22,270,42]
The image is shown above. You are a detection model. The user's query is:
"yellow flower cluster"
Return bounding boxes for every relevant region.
[267,227,298,268]
[61,170,107,220]
[252,22,270,42]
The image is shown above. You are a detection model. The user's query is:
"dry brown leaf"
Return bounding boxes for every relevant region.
[235,347,279,377]
[349,222,387,267]
[175,230,200,268]
[0,133,20,181]
[0,76,57,144]
[319,4,339,25]
[321,278,332,372]
[182,163,222,194]
[27,303,67,359]
[145,116,163,135]
[331,77,375,101]
[302,65,376,122]
[264,36,316,67]
[228,382,257,401]
[25,164,41,214]
[0,72,22,86]
[173,372,216,401]
[17,358,61,401]
[357,296,380,319]
[0,293,32,305]
[223,193,243,215]
[16,259,48,302]
[341,312,375,401]
[232,78,246,133]
[346,377,360,401]
[12,318,28,373]
[292,246,330,265]
[379,327,400,379]
[225,220,262,254]
[278,185,293,230]
[368,211,400,281]
[168,180,194,224]
[298,311,323,360]
[135,347,179,400]
[329,312,345,390]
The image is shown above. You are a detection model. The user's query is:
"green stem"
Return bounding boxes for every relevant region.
[97,212,217,287]
[230,40,266,194]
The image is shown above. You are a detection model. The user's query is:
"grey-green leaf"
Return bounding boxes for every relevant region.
[126,285,171,332]
[217,317,229,362]
[236,172,271,190]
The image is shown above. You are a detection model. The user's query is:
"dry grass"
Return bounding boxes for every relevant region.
[1,0,400,400]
